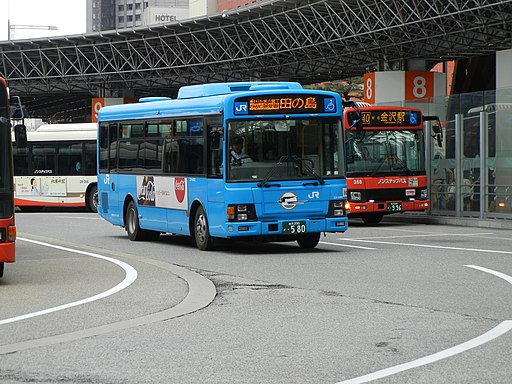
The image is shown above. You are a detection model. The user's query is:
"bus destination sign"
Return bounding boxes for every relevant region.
[360,110,422,127]
[234,94,336,115]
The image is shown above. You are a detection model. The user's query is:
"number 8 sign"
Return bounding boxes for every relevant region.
[405,71,434,100]
[363,73,375,104]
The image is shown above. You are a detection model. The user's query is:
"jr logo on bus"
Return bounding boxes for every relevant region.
[278,192,305,210]
[174,177,186,203]
[234,102,249,115]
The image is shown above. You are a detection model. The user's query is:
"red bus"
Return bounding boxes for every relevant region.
[0,77,16,277]
[344,104,441,225]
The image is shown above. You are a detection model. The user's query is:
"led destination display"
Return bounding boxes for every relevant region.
[234,94,337,115]
[359,110,422,127]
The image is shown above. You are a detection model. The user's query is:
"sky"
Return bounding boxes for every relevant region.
[1,0,86,41]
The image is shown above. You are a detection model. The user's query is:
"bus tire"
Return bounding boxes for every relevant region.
[86,184,98,213]
[194,206,214,251]
[362,214,383,225]
[0,262,4,278]
[297,233,320,249]
[125,201,160,241]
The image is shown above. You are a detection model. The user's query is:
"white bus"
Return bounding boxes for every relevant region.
[12,122,98,212]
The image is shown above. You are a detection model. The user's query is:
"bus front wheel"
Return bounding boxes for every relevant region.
[194,206,214,251]
[297,233,320,249]
[125,201,160,241]
[0,262,4,278]
[362,213,383,225]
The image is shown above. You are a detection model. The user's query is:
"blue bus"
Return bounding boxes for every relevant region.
[97,82,349,250]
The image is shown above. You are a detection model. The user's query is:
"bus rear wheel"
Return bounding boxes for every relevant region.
[0,262,4,278]
[297,233,320,249]
[194,206,214,251]
[86,184,98,213]
[125,201,160,241]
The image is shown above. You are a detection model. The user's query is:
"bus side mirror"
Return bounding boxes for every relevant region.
[425,115,443,148]
[433,122,443,147]
[10,96,27,120]
[343,100,364,138]
[14,124,27,148]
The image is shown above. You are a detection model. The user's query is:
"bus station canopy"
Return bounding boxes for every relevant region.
[0,0,511,119]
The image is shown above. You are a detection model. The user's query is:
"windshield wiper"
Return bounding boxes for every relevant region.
[257,158,286,188]
[393,161,412,175]
[290,155,325,185]
[371,157,411,176]
[258,155,325,187]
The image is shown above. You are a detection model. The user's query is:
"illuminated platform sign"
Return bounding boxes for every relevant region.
[234,94,336,115]
[359,110,422,127]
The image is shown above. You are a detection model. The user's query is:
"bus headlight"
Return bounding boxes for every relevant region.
[350,191,362,201]
[8,225,16,242]
[329,200,346,217]
[227,204,257,222]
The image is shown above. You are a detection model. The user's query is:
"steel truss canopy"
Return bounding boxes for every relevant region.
[1,0,511,119]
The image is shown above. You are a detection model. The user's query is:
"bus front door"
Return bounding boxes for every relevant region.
[99,173,122,226]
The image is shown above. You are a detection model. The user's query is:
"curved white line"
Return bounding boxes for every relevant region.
[0,237,138,325]
[336,265,512,384]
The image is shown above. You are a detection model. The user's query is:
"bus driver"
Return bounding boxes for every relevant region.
[230,136,253,165]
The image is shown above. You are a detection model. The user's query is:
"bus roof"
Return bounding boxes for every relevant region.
[177,82,303,99]
[12,122,97,142]
[36,122,97,132]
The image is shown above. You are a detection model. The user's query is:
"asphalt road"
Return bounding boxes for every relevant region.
[1,209,511,383]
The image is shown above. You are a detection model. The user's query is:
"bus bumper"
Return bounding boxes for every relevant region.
[223,217,348,238]
[347,200,428,215]
[0,243,15,263]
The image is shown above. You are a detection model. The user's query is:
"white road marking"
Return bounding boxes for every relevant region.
[466,264,512,285]
[342,238,512,255]
[336,265,512,383]
[56,215,103,220]
[320,241,376,250]
[348,232,494,240]
[0,237,137,325]
[337,320,512,383]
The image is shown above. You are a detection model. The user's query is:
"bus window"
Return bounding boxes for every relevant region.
[31,144,56,174]
[57,142,83,175]
[207,116,223,177]
[84,142,97,175]
[12,144,29,176]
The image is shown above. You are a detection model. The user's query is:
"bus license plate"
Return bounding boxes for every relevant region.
[282,221,307,234]
[388,202,402,212]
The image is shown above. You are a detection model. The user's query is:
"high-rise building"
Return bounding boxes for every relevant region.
[87,0,189,33]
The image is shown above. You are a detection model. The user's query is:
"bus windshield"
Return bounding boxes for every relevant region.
[346,129,425,176]
[227,117,342,183]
